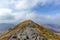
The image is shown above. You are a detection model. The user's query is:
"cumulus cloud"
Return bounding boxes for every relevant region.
[13,0,60,9]
[0,0,60,8]
[6,0,60,10]
[10,11,60,25]
[0,0,60,23]
[0,8,12,15]
[0,8,13,23]
[0,0,60,9]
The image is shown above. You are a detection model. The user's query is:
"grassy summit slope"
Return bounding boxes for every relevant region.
[0,20,60,40]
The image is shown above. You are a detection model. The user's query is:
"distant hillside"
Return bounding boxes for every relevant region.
[42,24,60,33]
[0,23,14,33]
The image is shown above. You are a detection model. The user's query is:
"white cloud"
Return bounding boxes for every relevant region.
[9,0,60,10]
[13,0,49,9]
[12,12,26,20]
[0,8,13,23]
[0,7,59,24]
[13,0,38,9]
[0,0,60,10]
[0,8,12,16]
[12,11,54,23]
[0,0,60,23]
[0,0,60,8]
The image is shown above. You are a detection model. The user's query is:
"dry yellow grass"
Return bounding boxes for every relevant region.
[0,20,60,40]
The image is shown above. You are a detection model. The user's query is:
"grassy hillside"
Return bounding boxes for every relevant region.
[0,20,60,40]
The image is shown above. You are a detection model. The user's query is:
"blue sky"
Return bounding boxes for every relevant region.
[0,0,60,25]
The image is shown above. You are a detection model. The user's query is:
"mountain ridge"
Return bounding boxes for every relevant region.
[0,20,60,40]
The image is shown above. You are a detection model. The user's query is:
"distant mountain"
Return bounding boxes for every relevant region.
[42,24,60,33]
[45,24,60,28]
[0,23,14,33]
